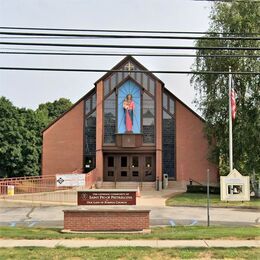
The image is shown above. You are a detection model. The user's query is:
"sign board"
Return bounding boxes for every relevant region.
[56,174,85,187]
[7,185,14,196]
[220,169,250,201]
[78,190,136,205]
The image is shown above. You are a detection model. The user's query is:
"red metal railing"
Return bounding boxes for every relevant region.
[0,175,70,195]
[0,170,97,195]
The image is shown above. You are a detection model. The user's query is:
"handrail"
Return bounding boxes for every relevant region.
[189,178,203,186]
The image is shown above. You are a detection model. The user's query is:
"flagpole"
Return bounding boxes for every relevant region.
[229,66,233,172]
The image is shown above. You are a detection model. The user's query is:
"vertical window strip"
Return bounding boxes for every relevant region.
[162,110,175,179]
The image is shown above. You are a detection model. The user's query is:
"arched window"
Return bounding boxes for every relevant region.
[103,60,156,144]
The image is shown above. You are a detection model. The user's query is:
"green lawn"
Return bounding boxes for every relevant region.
[0,247,259,260]
[0,226,259,240]
[166,192,260,208]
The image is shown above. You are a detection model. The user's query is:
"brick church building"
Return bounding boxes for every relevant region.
[42,56,218,189]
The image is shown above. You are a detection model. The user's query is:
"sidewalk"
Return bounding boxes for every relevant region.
[0,239,259,248]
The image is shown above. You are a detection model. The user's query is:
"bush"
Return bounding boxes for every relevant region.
[186,185,220,194]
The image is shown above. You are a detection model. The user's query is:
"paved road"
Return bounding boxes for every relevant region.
[0,201,259,228]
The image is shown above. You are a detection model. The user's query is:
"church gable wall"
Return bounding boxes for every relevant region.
[42,101,84,176]
[175,101,218,183]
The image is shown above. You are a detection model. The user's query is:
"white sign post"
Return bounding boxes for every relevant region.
[220,169,250,201]
[56,174,86,187]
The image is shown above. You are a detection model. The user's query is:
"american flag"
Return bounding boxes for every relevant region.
[230,86,237,120]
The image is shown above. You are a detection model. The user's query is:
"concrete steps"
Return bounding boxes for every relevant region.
[99,181,186,192]
[99,182,156,191]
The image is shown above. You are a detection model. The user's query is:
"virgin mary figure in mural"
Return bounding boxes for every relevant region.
[123,94,135,132]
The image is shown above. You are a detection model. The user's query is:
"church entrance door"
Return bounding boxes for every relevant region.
[104,154,155,182]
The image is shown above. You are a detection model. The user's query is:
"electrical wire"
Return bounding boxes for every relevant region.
[0,26,259,36]
[0,67,259,75]
[1,51,259,58]
[0,31,259,41]
[1,42,259,51]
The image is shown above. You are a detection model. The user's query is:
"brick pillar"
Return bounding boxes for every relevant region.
[155,81,163,190]
[96,81,104,186]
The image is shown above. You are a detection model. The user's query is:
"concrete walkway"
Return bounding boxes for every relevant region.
[0,239,259,248]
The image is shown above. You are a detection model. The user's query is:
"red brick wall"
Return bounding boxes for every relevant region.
[175,101,218,183]
[64,210,150,231]
[42,101,84,176]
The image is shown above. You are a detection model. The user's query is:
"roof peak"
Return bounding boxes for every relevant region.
[95,55,163,85]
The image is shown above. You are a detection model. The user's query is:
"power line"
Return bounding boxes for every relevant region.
[0,67,259,75]
[1,42,259,51]
[1,51,259,59]
[0,31,259,41]
[0,26,259,36]
[193,0,260,2]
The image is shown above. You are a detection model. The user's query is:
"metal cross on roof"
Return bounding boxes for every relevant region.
[124,62,135,71]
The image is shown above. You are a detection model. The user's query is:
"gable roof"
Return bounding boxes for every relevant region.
[95,55,164,85]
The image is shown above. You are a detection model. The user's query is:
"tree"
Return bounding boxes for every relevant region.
[0,97,40,178]
[36,98,72,122]
[0,97,72,178]
[191,2,260,177]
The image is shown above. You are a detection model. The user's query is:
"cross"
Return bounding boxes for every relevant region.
[124,62,135,72]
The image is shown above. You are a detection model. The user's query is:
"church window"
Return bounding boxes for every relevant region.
[149,78,155,96]
[104,79,110,97]
[162,109,175,179]
[117,81,141,134]
[92,93,96,110]
[111,73,117,89]
[85,110,96,173]
[142,73,148,91]
[162,90,175,178]
[104,92,116,143]
[169,97,174,114]
[163,91,175,116]
[85,93,96,115]
[104,61,156,97]
[85,99,91,115]
[143,92,155,143]
[103,60,157,145]
[163,92,168,110]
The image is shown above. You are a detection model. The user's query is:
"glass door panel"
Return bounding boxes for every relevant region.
[104,155,116,181]
[130,155,141,181]
[119,156,130,181]
[143,155,155,181]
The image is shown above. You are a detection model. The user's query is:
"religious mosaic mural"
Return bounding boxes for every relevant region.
[117,80,141,134]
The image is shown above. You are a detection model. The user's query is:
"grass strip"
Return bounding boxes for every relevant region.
[166,192,260,208]
[0,247,259,260]
[0,226,259,240]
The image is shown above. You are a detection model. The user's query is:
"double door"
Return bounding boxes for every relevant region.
[104,154,155,182]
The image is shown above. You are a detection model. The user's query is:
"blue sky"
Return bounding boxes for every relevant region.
[0,0,213,112]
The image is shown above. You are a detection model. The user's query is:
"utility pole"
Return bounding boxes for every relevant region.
[229,66,233,172]
[207,169,210,227]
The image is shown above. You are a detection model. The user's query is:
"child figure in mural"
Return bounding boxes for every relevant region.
[123,94,135,132]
